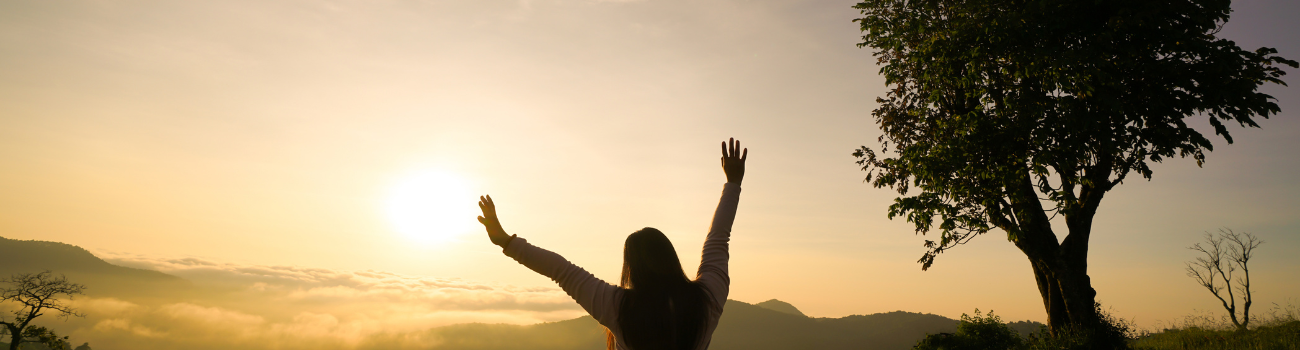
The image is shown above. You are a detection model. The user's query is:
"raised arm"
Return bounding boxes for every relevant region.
[696,138,746,309]
[477,195,514,247]
[476,196,622,328]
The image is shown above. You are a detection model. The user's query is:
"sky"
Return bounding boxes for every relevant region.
[1,0,1298,342]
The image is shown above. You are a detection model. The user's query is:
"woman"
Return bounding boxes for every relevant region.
[476,138,747,350]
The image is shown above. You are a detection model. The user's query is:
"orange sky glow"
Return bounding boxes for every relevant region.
[2,0,1298,346]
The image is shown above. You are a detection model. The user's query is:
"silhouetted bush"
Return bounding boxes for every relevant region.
[916,304,1135,350]
[1023,303,1133,350]
[913,310,1024,350]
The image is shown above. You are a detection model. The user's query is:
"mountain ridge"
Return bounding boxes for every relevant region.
[0,236,187,298]
[755,298,806,316]
[412,299,995,350]
[0,237,1046,349]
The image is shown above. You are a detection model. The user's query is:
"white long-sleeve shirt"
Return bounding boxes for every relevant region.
[502,182,741,350]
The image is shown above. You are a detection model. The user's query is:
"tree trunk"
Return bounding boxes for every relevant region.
[1027,253,1099,336]
[1004,167,1104,338]
[1030,260,1069,332]
[6,324,19,350]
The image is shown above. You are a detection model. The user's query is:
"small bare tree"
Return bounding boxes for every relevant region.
[1186,228,1263,331]
[0,271,86,350]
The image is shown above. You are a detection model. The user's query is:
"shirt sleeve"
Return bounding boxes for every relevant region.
[695,182,741,311]
[503,237,623,329]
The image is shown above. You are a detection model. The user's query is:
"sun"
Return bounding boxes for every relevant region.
[384,169,478,244]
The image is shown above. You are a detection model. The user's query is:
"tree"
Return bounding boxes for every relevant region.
[1186,228,1262,332]
[17,326,71,350]
[851,0,1295,337]
[0,271,85,350]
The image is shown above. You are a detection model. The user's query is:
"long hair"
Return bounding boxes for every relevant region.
[605,227,709,350]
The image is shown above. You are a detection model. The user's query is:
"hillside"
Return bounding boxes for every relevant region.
[712,301,960,350]
[0,236,187,299]
[755,298,806,316]
[411,299,1045,350]
[0,238,1046,349]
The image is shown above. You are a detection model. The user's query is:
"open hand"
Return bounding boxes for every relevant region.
[722,138,747,185]
[477,195,512,247]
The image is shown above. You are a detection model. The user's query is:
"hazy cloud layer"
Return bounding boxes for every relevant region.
[38,253,587,350]
[106,253,573,311]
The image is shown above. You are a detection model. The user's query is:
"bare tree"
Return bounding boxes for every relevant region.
[1186,228,1263,331]
[0,271,86,350]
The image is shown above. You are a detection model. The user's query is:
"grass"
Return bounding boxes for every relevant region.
[1131,303,1300,350]
[913,303,1300,350]
[1130,321,1300,350]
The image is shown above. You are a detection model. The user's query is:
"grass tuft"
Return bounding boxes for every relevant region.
[1132,301,1300,350]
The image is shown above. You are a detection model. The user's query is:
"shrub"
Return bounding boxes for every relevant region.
[917,304,1135,350]
[913,309,1024,350]
[1023,303,1133,350]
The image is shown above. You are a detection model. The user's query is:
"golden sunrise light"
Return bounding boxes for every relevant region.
[1,0,1298,349]
[384,169,478,244]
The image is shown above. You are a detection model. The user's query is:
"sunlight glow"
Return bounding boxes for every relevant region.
[384,169,478,244]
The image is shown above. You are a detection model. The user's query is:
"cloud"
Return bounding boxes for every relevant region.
[46,254,588,350]
[102,253,579,313]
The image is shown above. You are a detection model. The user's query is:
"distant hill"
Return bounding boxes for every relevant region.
[412,299,1045,350]
[755,298,806,316]
[389,316,607,350]
[0,236,186,299]
[1007,320,1047,338]
[711,300,959,350]
[0,237,1047,349]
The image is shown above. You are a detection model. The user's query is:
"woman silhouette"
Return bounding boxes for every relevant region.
[477,138,747,350]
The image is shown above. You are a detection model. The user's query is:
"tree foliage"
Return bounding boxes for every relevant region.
[852,0,1294,335]
[19,326,71,350]
[853,0,1294,269]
